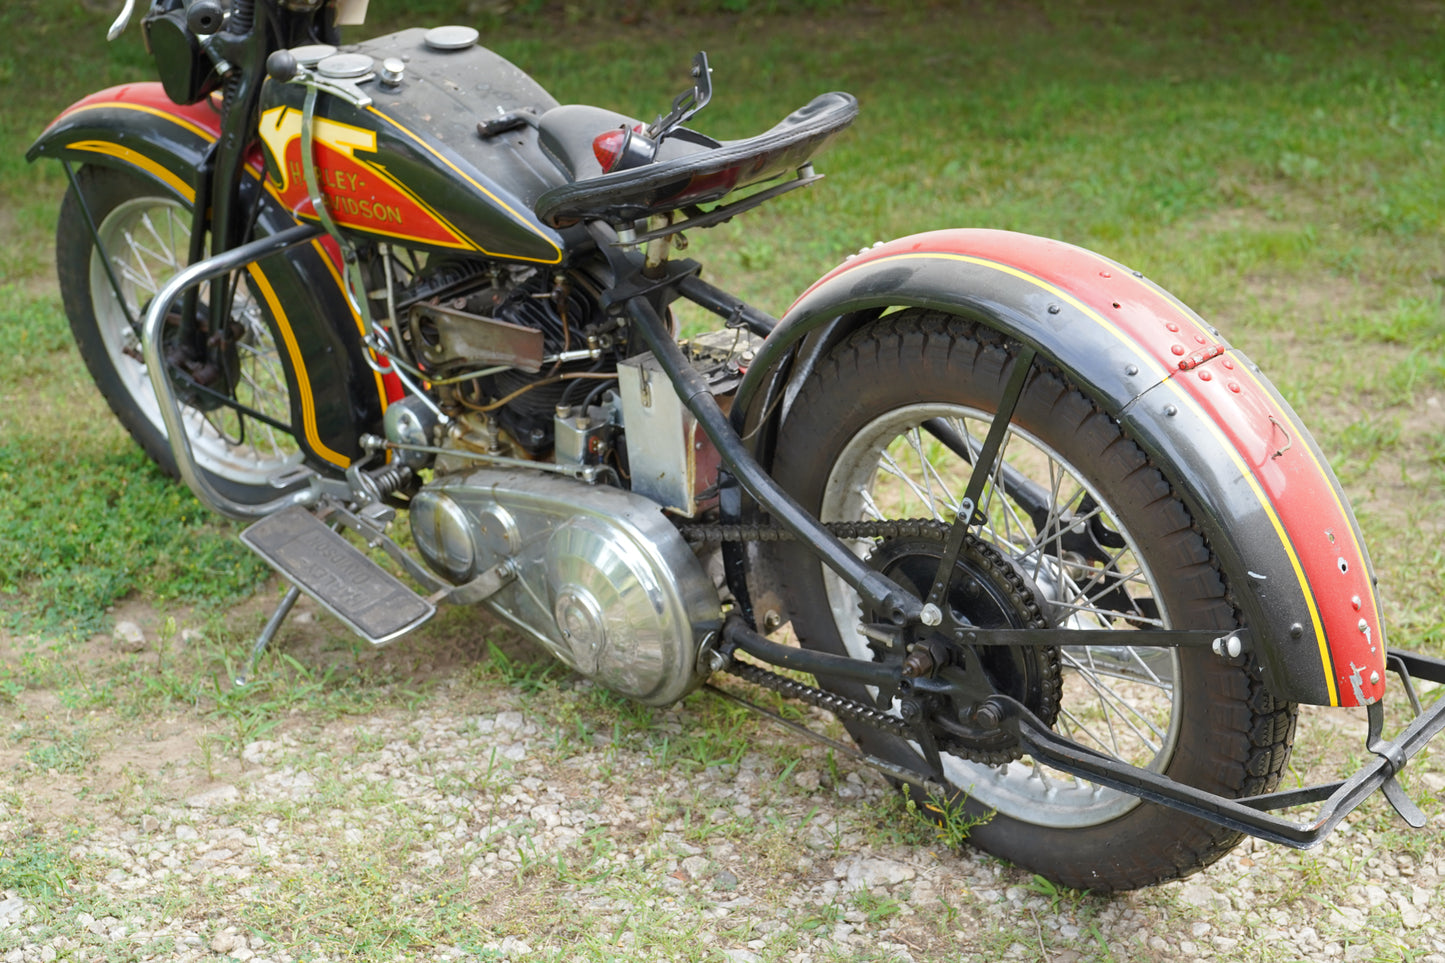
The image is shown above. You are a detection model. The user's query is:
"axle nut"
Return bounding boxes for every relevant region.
[973,703,1003,729]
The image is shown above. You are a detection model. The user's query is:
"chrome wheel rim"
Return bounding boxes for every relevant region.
[89,197,302,485]
[820,403,1181,828]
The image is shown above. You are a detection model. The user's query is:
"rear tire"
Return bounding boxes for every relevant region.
[770,309,1296,891]
[56,165,305,504]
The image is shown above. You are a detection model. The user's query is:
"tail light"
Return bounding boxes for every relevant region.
[592,125,657,174]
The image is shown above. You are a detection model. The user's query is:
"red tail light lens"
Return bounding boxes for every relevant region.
[592,128,628,173]
[593,124,657,174]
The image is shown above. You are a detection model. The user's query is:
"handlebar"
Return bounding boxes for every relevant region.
[188,1,225,33]
[106,0,136,40]
[108,0,226,41]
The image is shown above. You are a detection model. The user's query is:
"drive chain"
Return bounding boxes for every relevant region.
[691,515,1058,764]
[722,658,913,739]
[687,519,944,742]
[680,518,951,543]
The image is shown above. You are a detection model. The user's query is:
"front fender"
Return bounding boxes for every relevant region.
[742,229,1383,708]
[28,83,389,471]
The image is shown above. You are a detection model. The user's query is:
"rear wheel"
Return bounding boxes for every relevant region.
[56,165,304,504]
[770,309,1296,891]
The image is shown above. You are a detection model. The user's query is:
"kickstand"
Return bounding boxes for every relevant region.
[234,584,302,687]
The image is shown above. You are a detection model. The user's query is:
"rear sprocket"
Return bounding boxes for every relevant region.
[865,533,1061,765]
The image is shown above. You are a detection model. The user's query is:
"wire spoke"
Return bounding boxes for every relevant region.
[114,258,160,299]
[94,196,302,483]
[1062,654,1169,754]
[138,211,185,272]
[856,486,887,524]
[878,447,950,518]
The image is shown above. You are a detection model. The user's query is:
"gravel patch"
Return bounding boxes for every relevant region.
[3,640,1444,961]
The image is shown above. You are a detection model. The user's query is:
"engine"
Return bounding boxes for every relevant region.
[383,255,759,705]
[398,258,619,456]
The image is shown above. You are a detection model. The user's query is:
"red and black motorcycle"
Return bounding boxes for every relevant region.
[29,0,1445,891]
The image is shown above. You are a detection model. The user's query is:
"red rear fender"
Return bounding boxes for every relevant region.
[742,229,1383,708]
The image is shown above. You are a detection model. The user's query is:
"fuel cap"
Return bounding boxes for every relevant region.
[316,52,375,79]
[424,25,479,51]
[289,44,337,68]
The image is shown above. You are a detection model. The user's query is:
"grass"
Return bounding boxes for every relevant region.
[1,1,1444,961]
[4,1,1444,641]
[0,831,81,898]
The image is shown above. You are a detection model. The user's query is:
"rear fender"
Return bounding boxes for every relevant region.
[28,83,389,471]
[739,229,1383,708]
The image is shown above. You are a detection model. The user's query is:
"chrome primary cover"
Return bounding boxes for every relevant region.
[409,469,723,705]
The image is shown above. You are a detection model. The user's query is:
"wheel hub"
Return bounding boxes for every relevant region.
[867,534,1062,764]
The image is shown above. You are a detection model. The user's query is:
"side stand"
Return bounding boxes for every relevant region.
[234,584,302,687]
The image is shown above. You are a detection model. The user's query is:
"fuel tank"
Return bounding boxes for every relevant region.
[257,27,567,264]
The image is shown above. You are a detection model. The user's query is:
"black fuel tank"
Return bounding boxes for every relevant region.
[258,27,567,264]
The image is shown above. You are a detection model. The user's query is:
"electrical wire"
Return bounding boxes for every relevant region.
[460,372,617,413]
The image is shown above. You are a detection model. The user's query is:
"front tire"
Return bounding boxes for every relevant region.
[56,165,305,504]
[770,309,1296,891]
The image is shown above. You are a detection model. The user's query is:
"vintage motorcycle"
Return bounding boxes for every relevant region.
[29,0,1445,891]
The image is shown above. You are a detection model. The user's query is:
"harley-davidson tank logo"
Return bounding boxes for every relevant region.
[258,106,474,249]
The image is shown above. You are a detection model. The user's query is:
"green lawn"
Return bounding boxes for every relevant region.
[3,0,1440,643]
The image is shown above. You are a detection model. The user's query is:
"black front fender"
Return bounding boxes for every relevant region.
[30,83,387,472]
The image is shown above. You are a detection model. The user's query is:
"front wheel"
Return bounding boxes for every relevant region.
[769,309,1297,892]
[56,165,305,504]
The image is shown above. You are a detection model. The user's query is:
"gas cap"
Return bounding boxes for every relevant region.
[316,52,375,79]
[424,25,479,50]
[289,43,337,68]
